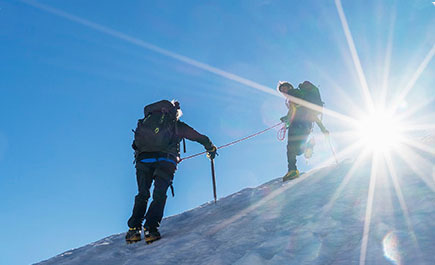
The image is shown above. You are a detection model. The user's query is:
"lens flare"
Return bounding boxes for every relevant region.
[383,231,401,265]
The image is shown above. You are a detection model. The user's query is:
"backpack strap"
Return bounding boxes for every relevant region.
[174,121,186,153]
[288,103,298,126]
[170,184,175,197]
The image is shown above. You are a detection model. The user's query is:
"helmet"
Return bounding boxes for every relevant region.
[277,81,294,93]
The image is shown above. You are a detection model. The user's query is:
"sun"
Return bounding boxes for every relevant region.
[355,110,404,154]
[326,2,434,265]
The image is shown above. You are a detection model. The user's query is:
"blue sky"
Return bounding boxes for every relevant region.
[0,0,433,264]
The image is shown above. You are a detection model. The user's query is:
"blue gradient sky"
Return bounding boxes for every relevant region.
[1,1,434,264]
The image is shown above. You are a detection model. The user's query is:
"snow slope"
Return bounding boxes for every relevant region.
[36,156,435,265]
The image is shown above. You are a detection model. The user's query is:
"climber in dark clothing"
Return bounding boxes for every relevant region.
[126,100,216,244]
[278,81,329,181]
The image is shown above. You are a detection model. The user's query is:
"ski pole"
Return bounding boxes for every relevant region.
[326,133,339,165]
[210,158,217,204]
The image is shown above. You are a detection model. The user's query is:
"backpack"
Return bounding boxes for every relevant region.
[134,100,178,153]
[298,81,324,117]
[298,81,323,107]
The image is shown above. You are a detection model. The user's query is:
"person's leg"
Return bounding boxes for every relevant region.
[287,125,307,171]
[144,177,170,230]
[127,163,154,229]
[287,141,298,171]
[144,162,176,231]
[284,124,310,181]
[295,133,310,156]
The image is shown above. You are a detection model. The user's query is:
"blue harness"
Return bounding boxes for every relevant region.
[140,157,177,166]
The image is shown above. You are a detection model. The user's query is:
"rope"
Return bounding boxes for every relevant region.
[277,124,287,141]
[179,122,283,162]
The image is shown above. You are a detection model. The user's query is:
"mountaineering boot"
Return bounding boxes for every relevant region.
[304,137,316,159]
[144,227,161,244]
[283,170,299,182]
[125,227,142,244]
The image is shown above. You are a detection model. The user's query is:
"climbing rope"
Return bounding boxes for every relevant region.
[277,124,287,141]
[179,122,284,162]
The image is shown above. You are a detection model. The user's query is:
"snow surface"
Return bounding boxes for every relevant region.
[36,152,435,265]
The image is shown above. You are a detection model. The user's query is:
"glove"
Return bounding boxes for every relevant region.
[280,116,290,127]
[206,146,217,160]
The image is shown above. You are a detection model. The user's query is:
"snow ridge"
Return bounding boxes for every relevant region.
[36,160,435,265]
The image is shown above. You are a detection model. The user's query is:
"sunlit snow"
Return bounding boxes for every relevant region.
[36,142,435,265]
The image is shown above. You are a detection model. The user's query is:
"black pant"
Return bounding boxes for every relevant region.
[127,160,176,230]
[287,122,312,171]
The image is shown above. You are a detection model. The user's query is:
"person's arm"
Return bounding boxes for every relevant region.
[132,119,144,150]
[178,121,217,158]
[178,122,215,150]
[314,116,329,135]
[280,104,297,128]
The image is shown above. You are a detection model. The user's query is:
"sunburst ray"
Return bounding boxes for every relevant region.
[379,8,396,108]
[401,137,435,157]
[21,0,279,97]
[359,152,379,265]
[396,96,435,121]
[24,0,361,128]
[385,152,421,253]
[305,61,367,118]
[400,123,435,133]
[322,149,370,215]
[318,140,366,167]
[390,44,435,114]
[395,144,435,192]
[335,0,375,113]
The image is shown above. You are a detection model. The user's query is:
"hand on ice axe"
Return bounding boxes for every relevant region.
[206,146,218,160]
[206,145,218,203]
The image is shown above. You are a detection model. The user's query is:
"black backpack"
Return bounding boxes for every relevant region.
[298,81,324,115]
[134,100,178,153]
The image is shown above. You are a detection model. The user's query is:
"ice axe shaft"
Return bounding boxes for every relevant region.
[326,134,338,165]
[210,159,217,204]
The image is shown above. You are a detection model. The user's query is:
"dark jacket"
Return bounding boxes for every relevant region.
[280,89,328,134]
[133,120,213,162]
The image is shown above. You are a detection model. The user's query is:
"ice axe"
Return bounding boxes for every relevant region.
[325,132,338,165]
[210,158,217,204]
